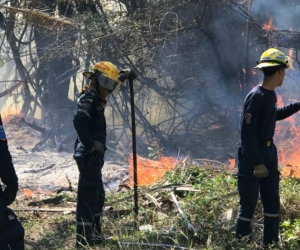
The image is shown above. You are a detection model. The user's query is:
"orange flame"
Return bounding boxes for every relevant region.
[19,187,52,197]
[262,18,275,30]
[277,94,284,106]
[277,117,300,167]
[127,154,177,186]
[20,188,35,197]
[1,108,21,119]
[37,187,52,195]
[228,158,235,169]
[275,94,300,177]
[281,166,300,178]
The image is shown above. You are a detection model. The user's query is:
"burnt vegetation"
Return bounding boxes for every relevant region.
[0,0,300,159]
[2,1,300,249]
[13,159,300,249]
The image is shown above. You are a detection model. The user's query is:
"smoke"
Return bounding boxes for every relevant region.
[129,0,300,163]
[3,0,299,165]
[253,0,300,31]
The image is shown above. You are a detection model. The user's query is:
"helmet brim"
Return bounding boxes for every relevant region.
[83,72,94,78]
[254,62,288,69]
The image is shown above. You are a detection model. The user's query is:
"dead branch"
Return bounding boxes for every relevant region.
[193,158,228,166]
[14,207,75,212]
[31,132,54,152]
[20,117,46,134]
[0,81,23,98]
[145,193,161,210]
[65,174,73,192]
[0,5,76,29]
[120,241,196,250]
[151,183,201,192]
[106,145,128,158]
[170,192,198,234]
[13,207,131,217]
[107,184,202,207]
[256,30,300,50]
[19,118,56,152]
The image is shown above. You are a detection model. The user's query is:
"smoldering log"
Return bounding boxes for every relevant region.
[256,30,300,49]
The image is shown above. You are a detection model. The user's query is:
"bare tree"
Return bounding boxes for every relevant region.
[0,0,297,160]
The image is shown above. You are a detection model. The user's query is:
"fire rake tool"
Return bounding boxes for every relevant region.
[128,76,138,216]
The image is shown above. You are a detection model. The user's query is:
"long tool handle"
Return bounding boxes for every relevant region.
[129,76,138,215]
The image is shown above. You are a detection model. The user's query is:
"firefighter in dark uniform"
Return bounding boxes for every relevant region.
[73,61,136,248]
[0,115,24,249]
[236,48,300,246]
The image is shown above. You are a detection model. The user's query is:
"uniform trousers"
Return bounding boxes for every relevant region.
[236,171,280,245]
[75,153,105,247]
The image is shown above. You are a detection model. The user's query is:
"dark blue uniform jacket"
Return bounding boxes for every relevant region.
[238,85,300,176]
[73,74,127,158]
[0,115,18,187]
[73,90,107,158]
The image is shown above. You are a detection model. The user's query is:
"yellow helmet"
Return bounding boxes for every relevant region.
[254,48,294,70]
[83,61,121,93]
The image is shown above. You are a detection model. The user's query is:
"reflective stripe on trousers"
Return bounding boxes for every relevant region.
[237,216,252,222]
[264,213,279,217]
[236,170,280,245]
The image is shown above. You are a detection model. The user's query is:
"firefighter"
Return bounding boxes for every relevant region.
[0,114,24,249]
[73,61,136,248]
[236,48,300,246]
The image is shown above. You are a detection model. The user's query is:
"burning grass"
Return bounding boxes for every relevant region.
[127,153,177,186]
[8,158,300,249]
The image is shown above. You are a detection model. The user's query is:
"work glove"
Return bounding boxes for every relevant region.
[91,141,105,155]
[253,164,269,178]
[3,182,18,205]
[120,69,137,80]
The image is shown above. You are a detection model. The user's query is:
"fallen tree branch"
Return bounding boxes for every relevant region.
[145,193,161,210]
[193,158,227,166]
[256,30,300,49]
[170,192,198,234]
[31,132,54,152]
[97,184,203,207]
[120,241,196,250]
[0,81,23,98]
[151,183,201,192]
[106,145,128,158]
[14,207,75,212]
[20,117,46,134]
[0,5,76,29]
[13,207,131,217]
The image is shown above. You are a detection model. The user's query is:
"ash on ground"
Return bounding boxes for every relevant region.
[3,115,130,194]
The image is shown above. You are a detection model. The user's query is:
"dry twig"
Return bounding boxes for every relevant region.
[170,192,197,234]
[0,5,76,29]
